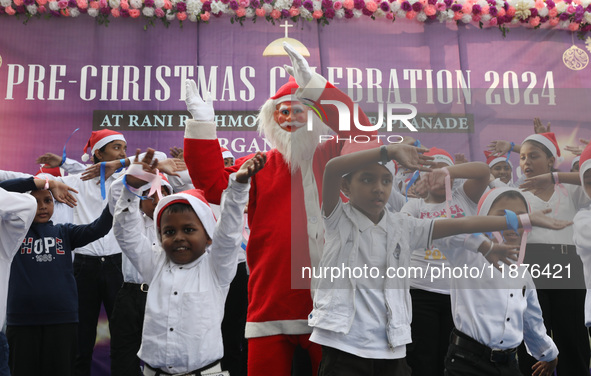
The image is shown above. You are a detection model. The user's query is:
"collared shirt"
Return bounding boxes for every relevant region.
[113,174,248,374]
[0,188,37,327]
[436,234,559,361]
[574,207,591,326]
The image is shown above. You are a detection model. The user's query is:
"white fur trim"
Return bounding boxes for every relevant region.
[91,134,126,155]
[81,153,90,162]
[274,95,301,105]
[184,119,217,140]
[432,154,454,166]
[295,73,328,102]
[579,159,591,187]
[572,156,581,169]
[477,186,529,216]
[523,134,558,159]
[222,150,234,159]
[154,192,216,239]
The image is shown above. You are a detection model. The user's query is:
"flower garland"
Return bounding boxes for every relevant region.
[1,0,591,35]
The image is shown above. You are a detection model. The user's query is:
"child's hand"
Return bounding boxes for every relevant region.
[564,138,589,156]
[157,158,186,177]
[169,146,184,160]
[454,153,468,164]
[487,140,512,157]
[236,152,266,184]
[528,209,573,230]
[388,144,433,172]
[531,357,557,376]
[48,181,78,207]
[81,159,123,182]
[533,117,551,134]
[125,149,158,189]
[36,152,63,168]
[484,242,519,270]
[423,168,448,193]
[519,173,553,194]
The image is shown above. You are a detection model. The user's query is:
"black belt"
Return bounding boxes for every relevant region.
[74,253,122,261]
[121,282,149,292]
[450,329,517,364]
[527,243,576,255]
[146,360,220,376]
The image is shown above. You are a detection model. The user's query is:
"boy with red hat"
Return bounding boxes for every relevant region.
[113,149,265,375]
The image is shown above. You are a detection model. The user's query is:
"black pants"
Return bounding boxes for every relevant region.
[110,282,148,376]
[73,253,123,376]
[221,262,248,376]
[318,346,412,376]
[517,244,590,376]
[0,332,10,376]
[7,323,78,376]
[406,288,453,376]
[444,342,521,376]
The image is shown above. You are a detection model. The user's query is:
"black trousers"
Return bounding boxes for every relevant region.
[517,244,590,376]
[318,346,412,376]
[407,288,454,376]
[110,282,148,376]
[444,342,521,376]
[73,253,123,376]
[7,323,78,376]
[221,262,249,376]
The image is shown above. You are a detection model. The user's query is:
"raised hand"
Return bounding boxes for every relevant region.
[533,117,551,134]
[485,242,519,270]
[283,42,313,89]
[236,152,266,183]
[519,173,553,194]
[48,180,78,207]
[81,160,122,182]
[36,152,63,168]
[185,79,215,122]
[389,144,433,172]
[529,209,573,230]
[125,148,158,189]
[157,158,186,177]
[454,153,468,164]
[487,140,512,157]
[170,146,184,160]
[565,138,589,156]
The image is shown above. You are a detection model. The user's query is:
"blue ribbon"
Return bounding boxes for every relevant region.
[504,209,519,232]
[506,142,515,162]
[60,128,79,166]
[122,175,150,201]
[100,162,107,200]
[405,170,421,202]
[413,139,422,148]
[115,158,126,174]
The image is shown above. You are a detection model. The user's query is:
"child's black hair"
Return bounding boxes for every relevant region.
[93,144,109,164]
[162,202,193,216]
[490,190,529,213]
[522,139,558,172]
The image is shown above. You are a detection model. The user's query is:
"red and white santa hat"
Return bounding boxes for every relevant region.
[270,76,300,105]
[221,147,235,160]
[424,147,454,167]
[36,164,62,177]
[81,130,127,162]
[340,139,397,177]
[522,132,561,161]
[483,150,513,169]
[477,186,531,216]
[154,188,216,240]
[578,143,591,198]
[571,155,581,170]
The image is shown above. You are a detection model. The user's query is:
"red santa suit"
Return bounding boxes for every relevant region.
[184,74,374,374]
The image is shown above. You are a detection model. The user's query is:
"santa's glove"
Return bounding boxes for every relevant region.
[283,42,313,89]
[185,79,215,122]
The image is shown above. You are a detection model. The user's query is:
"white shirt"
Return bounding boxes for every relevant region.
[437,234,559,360]
[0,188,37,327]
[524,184,590,245]
[311,205,404,359]
[573,207,591,326]
[113,175,248,374]
[401,184,476,294]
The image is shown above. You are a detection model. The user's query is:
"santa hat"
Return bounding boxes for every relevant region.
[579,144,591,198]
[154,189,216,240]
[340,139,397,177]
[477,186,530,216]
[81,130,126,162]
[36,164,62,177]
[571,155,581,170]
[270,76,300,105]
[483,150,513,169]
[424,147,454,167]
[522,132,561,162]
[221,147,235,160]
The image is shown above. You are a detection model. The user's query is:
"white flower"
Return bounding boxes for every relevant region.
[186,0,202,14]
[88,7,98,15]
[396,9,405,17]
[335,7,344,16]
[510,0,534,19]
[245,7,254,17]
[510,16,519,23]
[108,0,119,8]
[70,7,80,15]
[416,10,427,20]
[166,9,175,18]
[300,7,312,18]
[353,8,362,16]
[48,1,59,10]
[481,13,491,21]
[274,0,291,9]
[154,0,164,6]
[538,6,547,16]
[555,1,566,12]
[437,10,447,21]
[446,9,453,18]
[461,12,471,22]
[27,4,37,14]
[262,2,272,12]
[476,0,486,7]
[374,8,385,16]
[390,0,400,11]
[581,0,591,7]
[189,13,197,20]
[559,19,569,28]
[211,0,227,12]
[585,12,591,23]
[130,0,141,8]
[143,6,154,15]
[0,0,11,7]
[226,8,235,14]
[312,0,321,10]
[408,0,418,4]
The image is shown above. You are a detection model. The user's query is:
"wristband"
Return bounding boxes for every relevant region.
[484,240,495,258]
[59,158,65,167]
[380,145,389,165]
[43,176,49,190]
[504,209,519,232]
[120,158,126,168]
[552,172,559,185]
[506,142,515,161]
[519,213,532,231]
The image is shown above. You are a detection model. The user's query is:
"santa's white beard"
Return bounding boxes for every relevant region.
[258,99,333,173]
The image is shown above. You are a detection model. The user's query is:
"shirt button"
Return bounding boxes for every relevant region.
[179,267,183,270]
[100,257,105,262]
[506,318,510,321]
[174,292,178,295]
[500,340,504,344]
[510,294,513,297]
[170,328,174,331]
[127,199,131,202]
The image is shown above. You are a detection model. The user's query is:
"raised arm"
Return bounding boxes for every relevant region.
[0,188,37,261]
